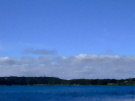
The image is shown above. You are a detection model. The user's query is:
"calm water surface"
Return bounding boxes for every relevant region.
[0,85,135,101]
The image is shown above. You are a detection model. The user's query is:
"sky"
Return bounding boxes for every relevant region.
[0,0,135,79]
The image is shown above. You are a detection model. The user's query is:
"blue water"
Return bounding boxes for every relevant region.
[0,85,135,101]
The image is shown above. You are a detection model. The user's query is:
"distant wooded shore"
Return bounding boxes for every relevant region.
[0,77,135,85]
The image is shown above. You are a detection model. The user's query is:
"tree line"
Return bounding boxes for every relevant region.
[0,77,135,85]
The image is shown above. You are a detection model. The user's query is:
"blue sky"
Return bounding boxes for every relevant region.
[0,0,135,79]
[0,0,135,57]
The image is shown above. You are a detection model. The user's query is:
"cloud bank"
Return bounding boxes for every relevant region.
[0,54,135,79]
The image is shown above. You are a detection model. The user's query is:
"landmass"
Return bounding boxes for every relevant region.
[0,77,135,85]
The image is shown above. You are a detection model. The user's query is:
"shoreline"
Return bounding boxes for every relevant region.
[0,77,135,85]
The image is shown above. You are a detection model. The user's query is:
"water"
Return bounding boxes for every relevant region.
[0,85,135,101]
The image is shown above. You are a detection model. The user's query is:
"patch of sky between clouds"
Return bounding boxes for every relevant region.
[0,44,3,50]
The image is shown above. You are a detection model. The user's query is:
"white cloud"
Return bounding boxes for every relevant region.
[0,54,135,79]
[23,48,57,55]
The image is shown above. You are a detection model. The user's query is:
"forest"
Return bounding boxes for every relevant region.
[0,77,135,85]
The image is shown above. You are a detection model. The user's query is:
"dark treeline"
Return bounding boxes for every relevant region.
[0,77,135,85]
